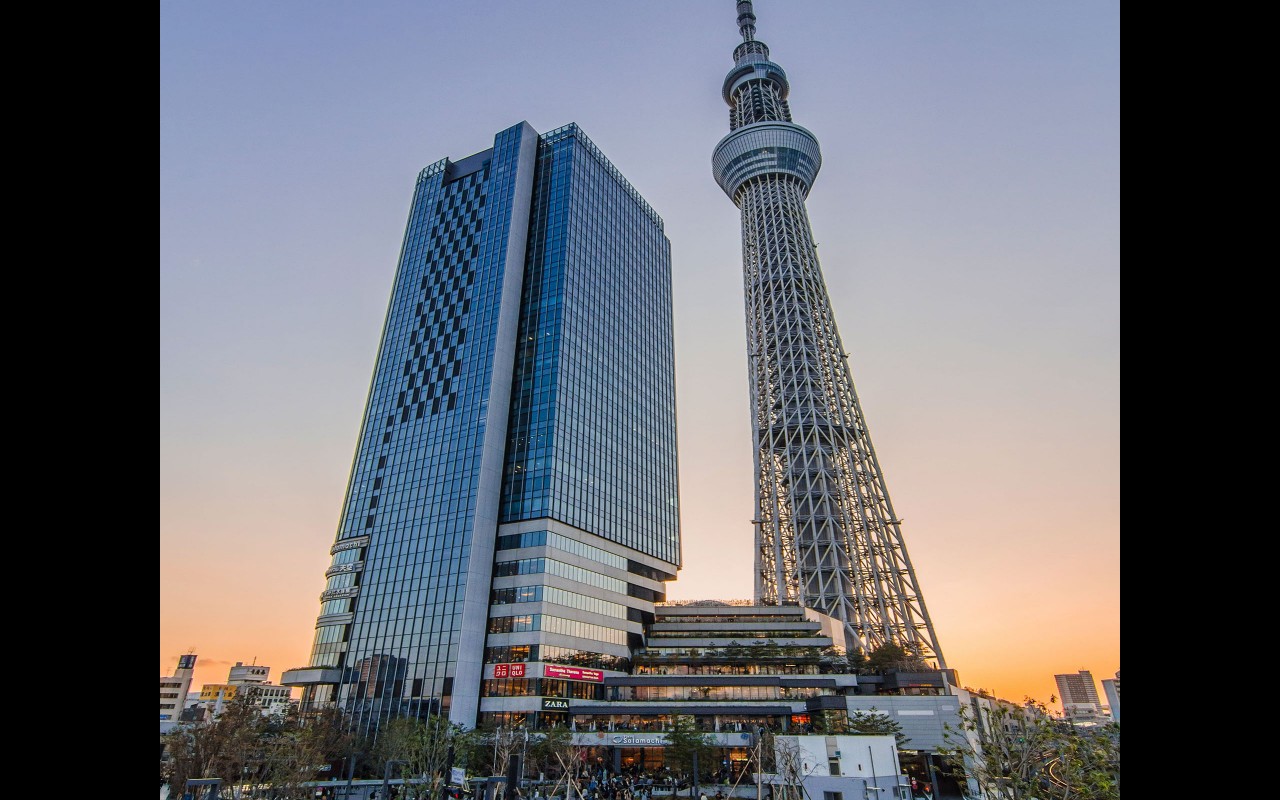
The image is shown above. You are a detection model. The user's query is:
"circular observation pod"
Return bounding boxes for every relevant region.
[711,121,823,202]
[721,59,791,106]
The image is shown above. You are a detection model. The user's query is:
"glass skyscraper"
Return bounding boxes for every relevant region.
[283,122,680,734]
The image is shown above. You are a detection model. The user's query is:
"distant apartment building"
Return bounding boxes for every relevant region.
[1055,669,1102,706]
[1055,669,1108,723]
[1101,670,1120,723]
[160,654,198,733]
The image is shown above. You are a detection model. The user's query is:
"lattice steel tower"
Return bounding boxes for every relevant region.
[711,1,946,665]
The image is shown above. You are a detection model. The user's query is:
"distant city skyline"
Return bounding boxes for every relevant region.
[161,1,1119,709]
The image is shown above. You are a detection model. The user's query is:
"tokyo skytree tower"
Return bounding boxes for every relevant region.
[711,1,946,665]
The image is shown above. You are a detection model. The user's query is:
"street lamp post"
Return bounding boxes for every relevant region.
[345,751,362,800]
[494,725,503,783]
[692,751,699,799]
[522,728,530,790]
[753,728,764,800]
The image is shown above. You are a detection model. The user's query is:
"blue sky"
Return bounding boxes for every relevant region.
[161,1,1119,704]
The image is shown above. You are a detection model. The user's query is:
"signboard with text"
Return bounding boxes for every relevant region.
[492,663,526,679]
[571,731,752,748]
[543,664,603,683]
[541,697,571,712]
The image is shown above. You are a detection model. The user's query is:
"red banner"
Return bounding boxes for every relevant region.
[543,664,603,683]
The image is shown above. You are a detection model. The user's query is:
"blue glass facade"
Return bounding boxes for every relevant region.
[293,122,679,733]
[500,125,680,564]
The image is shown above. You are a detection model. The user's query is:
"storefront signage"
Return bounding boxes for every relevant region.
[610,735,667,746]
[541,697,571,711]
[492,663,526,678]
[543,664,603,682]
[571,732,749,748]
[330,535,369,555]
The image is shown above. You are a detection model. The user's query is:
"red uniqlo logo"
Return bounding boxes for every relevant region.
[510,664,526,677]
[493,664,509,678]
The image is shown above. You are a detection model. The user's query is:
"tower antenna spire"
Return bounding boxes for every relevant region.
[736,1,756,42]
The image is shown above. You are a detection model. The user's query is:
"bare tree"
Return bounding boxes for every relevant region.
[163,694,269,796]
[938,698,1118,800]
[374,714,466,799]
[769,738,814,800]
[471,723,527,800]
[262,707,356,799]
[530,726,583,800]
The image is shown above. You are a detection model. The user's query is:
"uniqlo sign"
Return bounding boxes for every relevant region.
[543,664,603,683]
[493,663,526,678]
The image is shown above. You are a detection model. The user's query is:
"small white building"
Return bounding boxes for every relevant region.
[767,734,911,800]
[194,661,297,719]
[228,662,271,684]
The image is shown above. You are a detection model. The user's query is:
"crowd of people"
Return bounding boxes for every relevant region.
[526,764,740,800]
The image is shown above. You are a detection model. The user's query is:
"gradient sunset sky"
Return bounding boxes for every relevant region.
[161,1,1119,708]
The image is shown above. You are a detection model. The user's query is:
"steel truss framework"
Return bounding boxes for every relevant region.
[712,1,945,665]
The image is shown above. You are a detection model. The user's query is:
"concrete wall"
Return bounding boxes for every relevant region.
[843,696,963,752]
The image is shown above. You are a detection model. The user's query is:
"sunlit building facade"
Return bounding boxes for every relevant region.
[1055,668,1109,723]
[160,653,198,733]
[284,122,680,735]
[1101,670,1119,723]
[1054,669,1102,707]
